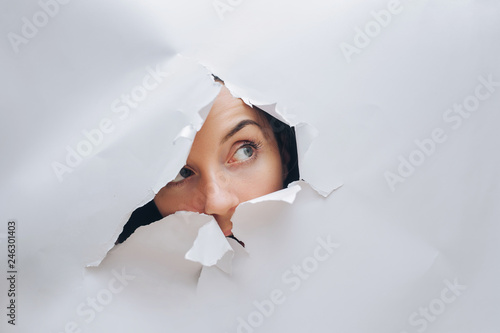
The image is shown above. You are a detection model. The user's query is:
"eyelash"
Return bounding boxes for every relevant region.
[230,140,263,165]
[167,140,263,187]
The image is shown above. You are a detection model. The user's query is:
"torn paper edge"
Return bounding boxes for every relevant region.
[199,61,340,197]
[185,216,234,272]
[93,59,339,268]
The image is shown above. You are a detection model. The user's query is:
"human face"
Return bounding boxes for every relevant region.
[154,86,285,236]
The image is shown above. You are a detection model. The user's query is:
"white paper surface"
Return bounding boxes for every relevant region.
[1,0,499,332]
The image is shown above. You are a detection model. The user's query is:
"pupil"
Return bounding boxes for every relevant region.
[180,168,191,178]
[244,147,253,157]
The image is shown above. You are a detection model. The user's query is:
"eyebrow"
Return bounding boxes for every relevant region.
[221,119,262,144]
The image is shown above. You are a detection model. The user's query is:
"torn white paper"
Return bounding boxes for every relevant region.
[1,0,499,332]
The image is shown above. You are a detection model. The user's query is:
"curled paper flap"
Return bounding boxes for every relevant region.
[245,183,302,205]
[173,124,198,143]
[185,217,234,268]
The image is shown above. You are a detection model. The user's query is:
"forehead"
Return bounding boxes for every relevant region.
[198,87,266,138]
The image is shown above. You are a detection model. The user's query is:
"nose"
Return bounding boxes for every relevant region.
[200,173,239,217]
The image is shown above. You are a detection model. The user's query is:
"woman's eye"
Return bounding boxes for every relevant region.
[232,146,254,162]
[172,167,194,182]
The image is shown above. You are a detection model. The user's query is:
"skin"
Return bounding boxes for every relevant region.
[154,86,285,236]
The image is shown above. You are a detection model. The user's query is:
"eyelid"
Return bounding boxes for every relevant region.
[227,140,262,164]
[168,166,195,186]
